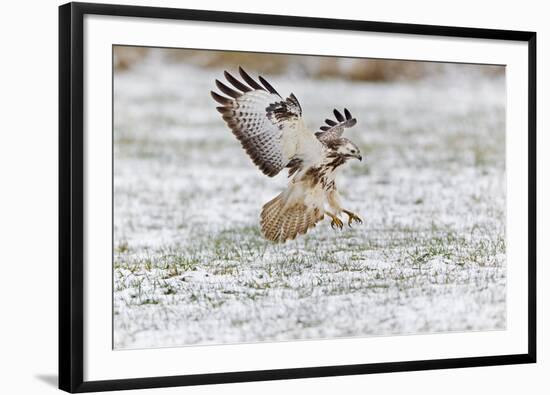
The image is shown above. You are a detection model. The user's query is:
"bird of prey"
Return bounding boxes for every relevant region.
[211,67,363,242]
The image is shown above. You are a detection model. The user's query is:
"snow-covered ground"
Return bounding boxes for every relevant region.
[113,54,506,349]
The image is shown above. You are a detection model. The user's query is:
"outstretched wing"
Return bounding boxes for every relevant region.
[315,108,357,142]
[211,67,322,177]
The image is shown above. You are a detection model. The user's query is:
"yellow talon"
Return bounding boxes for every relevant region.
[327,212,344,230]
[343,210,363,227]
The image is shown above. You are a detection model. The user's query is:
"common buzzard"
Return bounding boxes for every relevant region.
[211,67,363,242]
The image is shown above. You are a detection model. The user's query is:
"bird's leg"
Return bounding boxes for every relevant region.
[343,209,363,227]
[326,211,344,230]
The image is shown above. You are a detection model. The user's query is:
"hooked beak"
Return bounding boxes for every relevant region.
[346,152,363,161]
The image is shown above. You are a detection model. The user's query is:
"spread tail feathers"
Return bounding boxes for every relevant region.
[260,192,323,242]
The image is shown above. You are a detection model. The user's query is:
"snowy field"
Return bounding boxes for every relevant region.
[113,54,506,349]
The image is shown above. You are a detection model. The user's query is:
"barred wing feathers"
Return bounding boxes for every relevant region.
[212,68,321,177]
[315,108,357,142]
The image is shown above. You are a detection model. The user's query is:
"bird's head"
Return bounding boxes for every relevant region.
[335,138,362,161]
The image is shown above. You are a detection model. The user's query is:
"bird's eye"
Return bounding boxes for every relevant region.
[351,149,356,153]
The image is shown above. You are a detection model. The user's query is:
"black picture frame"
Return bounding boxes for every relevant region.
[59,2,537,393]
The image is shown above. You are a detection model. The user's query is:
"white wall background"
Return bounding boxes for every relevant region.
[0,0,546,394]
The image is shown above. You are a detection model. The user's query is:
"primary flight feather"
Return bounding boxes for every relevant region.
[211,67,363,242]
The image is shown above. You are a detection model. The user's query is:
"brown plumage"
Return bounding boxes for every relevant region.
[260,194,324,242]
[211,67,363,242]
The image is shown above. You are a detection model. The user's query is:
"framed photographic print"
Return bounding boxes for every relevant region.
[59,2,537,392]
